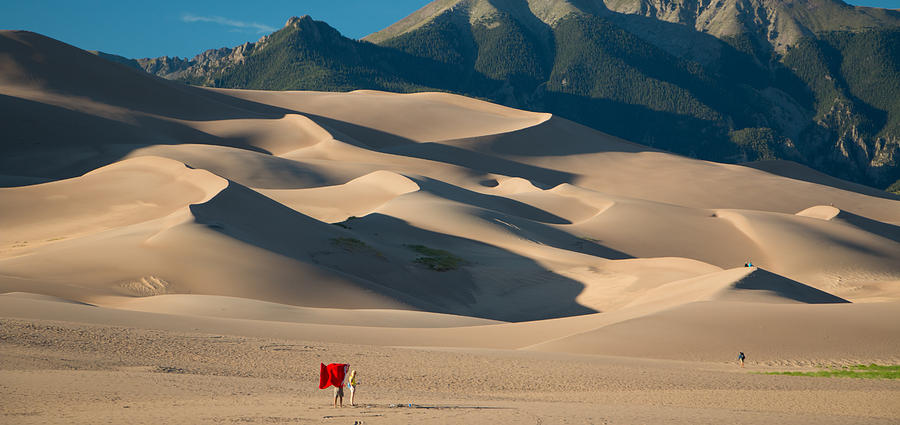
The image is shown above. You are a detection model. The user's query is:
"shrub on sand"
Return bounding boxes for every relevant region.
[405,244,466,271]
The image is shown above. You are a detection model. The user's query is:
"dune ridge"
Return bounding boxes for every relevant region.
[1,30,899,367]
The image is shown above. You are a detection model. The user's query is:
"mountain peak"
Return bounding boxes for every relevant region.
[280,15,344,44]
[364,0,598,43]
[285,15,314,28]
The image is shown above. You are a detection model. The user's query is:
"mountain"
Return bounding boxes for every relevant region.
[600,0,900,51]
[124,17,471,93]
[124,1,900,191]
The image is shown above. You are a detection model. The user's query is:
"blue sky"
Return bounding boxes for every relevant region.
[1,0,433,58]
[1,0,897,59]
[852,0,900,7]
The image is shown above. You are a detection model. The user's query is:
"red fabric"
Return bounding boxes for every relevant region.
[318,363,348,389]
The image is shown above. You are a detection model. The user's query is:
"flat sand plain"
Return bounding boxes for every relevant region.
[1,30,900,424]
[3,317,899,425]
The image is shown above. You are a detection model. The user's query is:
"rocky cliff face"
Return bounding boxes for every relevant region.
[135,56,193,79]
[808,100,900,184]
[131,16,324,84]
[601,0,900,52]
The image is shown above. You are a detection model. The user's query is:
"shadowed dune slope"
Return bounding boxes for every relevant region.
[1,31,899,360]
[623,267,849,310]
[0,31,341,180]
[746,159,900,203]
[0,31,272,120]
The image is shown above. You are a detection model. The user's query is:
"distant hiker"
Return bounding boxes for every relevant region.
[348,369,359,406]
[319,363,350,407]
[738,352,746,368]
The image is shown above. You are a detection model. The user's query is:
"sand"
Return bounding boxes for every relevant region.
[2,29,900,424]
[2,315,899,424]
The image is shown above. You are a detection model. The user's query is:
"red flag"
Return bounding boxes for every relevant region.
[319,363,349,389]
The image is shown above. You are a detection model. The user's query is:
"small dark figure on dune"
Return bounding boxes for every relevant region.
[738,352,746,368]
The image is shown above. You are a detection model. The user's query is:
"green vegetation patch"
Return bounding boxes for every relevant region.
[764,364,900,379]
[331,237,384,258]
[332,216,361,229]
[729,127,781,161]
[887,179,900,195]
[406,244,466,272]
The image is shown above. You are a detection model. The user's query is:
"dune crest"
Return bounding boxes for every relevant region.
[216,88,553,146]
[188,113,335,155]
[796,205,841,220]
[259,170,420,222]
[1,32,899,367]
[0,156,226,254]
[623,267,848,311]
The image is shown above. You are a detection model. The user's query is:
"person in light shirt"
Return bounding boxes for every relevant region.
[348,369,360,406]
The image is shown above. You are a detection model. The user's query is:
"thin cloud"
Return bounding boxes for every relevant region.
[182,13,275,33]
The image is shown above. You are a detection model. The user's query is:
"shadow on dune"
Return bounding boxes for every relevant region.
[187,181,600,321]
[384,142,576,187]
[296,112,419,149]
[131,144,346,190]
[0,94,274,185]
[350,213,602,321]
[834,210,900,244]
[541,92,735,159]
[743,160,900,202]
[410,177,632,259]
[414,177,572,224]
[461,115,652,157]
[0,31,285,122]
[0,30,668,189]
[733,268,849,304]
[1,31,338,186]
[0,94,141,184]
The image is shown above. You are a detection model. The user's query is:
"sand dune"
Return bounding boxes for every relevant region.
[796,205,841,220]
[185,114,335,155]
[714,209,900,299]
[0,156,224,254]
[259,170,421,222]
[216,89,552,146]
[441,118,900,223]
[623,267,848,309]
[2,30,900,396]
[2,32,900,423]
[747,159,900,205]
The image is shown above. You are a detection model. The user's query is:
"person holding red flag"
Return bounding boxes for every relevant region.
[319,363,349,407]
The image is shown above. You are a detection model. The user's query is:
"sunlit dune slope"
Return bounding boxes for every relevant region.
[1,30,899,360]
